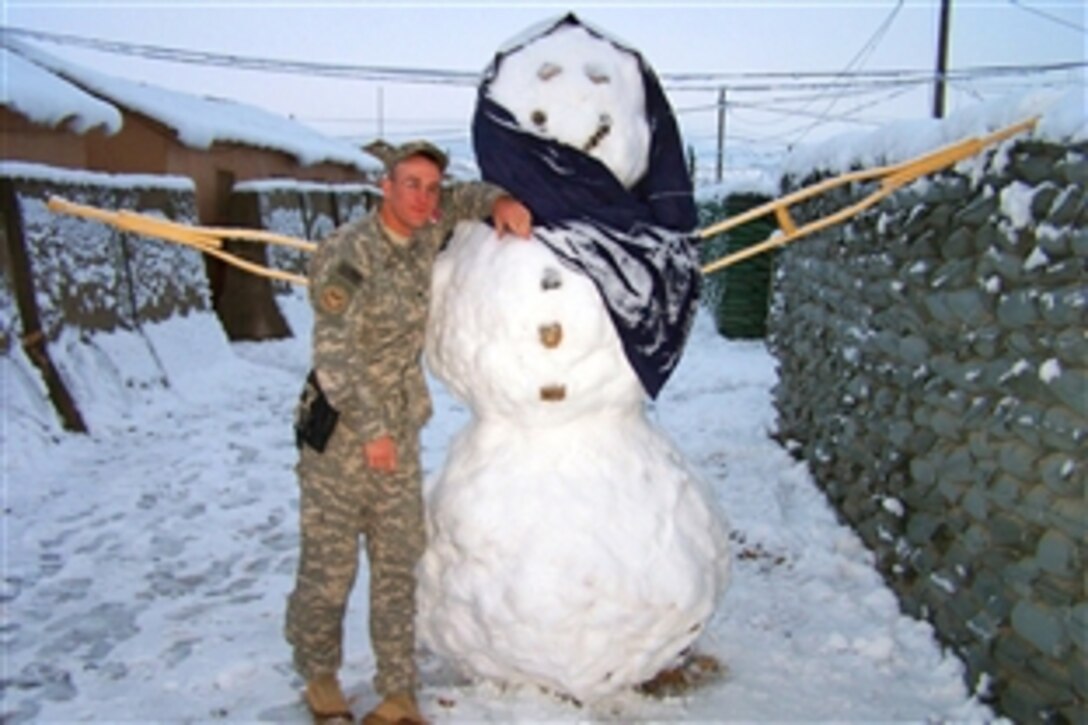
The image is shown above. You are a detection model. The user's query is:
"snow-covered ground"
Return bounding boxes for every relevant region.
[2,290,997,723]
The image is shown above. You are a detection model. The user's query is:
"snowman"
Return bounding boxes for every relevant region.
[416,15,730,703]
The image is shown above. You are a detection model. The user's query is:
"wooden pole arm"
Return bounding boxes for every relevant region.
[697,116,1039,275]
[46,196,318,253]
[46,196,311,286]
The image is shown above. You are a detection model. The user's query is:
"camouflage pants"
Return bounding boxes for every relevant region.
[285,419,425,696]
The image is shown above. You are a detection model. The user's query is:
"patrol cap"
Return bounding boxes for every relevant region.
[366,139,449,174]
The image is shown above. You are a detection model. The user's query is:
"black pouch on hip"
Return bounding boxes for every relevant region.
[296,370,339,453]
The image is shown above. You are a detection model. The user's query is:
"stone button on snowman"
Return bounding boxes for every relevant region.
[417,14,731,704]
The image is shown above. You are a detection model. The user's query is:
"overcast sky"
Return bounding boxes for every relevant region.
[3,1,1085,172]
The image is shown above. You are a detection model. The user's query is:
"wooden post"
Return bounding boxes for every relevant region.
[218,191,291,340]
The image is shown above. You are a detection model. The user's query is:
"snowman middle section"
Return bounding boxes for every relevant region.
[417,221,731,703]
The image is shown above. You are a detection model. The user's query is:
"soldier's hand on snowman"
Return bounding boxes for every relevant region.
[491,195,533,239]
[363,435,398,472]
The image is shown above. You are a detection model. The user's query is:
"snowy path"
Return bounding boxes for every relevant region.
[2,304,994,723]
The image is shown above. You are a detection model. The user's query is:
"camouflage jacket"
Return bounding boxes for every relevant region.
[307,182,504,442]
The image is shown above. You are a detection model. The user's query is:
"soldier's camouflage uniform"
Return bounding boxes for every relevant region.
[285,181,504,696]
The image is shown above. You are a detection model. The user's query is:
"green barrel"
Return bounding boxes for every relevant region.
[701,193,778,339]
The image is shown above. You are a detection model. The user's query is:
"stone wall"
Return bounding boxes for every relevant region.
[767,136,1086,722]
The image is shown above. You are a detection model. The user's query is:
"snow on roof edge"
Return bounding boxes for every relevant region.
[0,46,123,135]
[0,160,195,190]
[233,178,381,194]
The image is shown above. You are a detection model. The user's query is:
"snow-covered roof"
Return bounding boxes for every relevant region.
[0,36,382,174]
[0,47,122,134]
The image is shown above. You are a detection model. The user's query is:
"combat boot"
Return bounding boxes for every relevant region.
[361,692,427,725]
[303,673,353,724]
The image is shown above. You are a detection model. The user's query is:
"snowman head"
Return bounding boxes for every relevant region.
[485,18,651,189]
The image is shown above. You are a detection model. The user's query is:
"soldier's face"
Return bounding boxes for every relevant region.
[380,156,443,237]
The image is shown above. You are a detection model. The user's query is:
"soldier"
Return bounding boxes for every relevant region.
[286,140,532,725]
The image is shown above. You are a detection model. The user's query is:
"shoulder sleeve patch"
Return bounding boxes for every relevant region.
[318,283,351,315]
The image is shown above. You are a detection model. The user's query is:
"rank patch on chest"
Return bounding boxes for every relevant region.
[319,283,350,315]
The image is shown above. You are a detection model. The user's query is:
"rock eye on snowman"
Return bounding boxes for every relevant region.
[584,62,610,85]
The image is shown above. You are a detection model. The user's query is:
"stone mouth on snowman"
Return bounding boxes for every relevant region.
[417,13,730,706]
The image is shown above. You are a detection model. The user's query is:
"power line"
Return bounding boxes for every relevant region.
[673,63,1083,120]
[749,0,902,131]
[677,61,1086,94]
[0,26,480,85]
[728,97,899,127]
[787,0,906,144]
[730,86,920,146]
[848,0,906,71]
[661,62,1085,86]
[1008,0,1088,34]
[2,24,1082,93]
[2,23,1083,156]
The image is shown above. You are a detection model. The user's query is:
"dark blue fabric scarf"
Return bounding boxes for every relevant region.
[472,13,701,399]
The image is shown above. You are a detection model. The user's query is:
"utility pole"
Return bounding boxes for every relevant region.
[716,87,726,183]
[933,0,951,118]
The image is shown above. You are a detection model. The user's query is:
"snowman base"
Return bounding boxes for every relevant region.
[637,650,727,699]
[417,648,727,706]
[419,223,731,704]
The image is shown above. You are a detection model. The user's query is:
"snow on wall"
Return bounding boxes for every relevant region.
[781,89,1085,180]
[695,168,779,204]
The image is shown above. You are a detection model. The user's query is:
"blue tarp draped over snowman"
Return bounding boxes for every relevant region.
[472,13,701,399]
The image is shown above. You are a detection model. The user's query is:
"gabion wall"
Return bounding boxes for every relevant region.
[1,169,214,433]
[232,181,377,295]
[767,137,1086,723]
[2,175,207,341]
